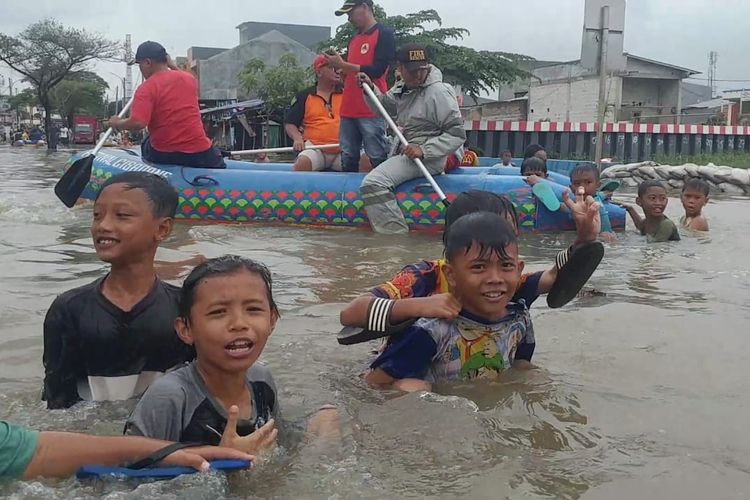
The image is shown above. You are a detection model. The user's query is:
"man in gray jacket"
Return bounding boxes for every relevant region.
[357,44,466,234]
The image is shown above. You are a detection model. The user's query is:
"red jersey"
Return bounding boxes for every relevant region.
[130,70,211,153]
[341,24,395,119]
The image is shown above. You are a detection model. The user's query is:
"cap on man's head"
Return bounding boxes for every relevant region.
[396,43,430,71]
[128,41,167,65]
[334,0,373,16]
[313,54,329,71]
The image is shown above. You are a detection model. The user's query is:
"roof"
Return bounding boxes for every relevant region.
[200,99,264,115]
[624,53,700,76]
[683,97,731,109]
[235,20,329,30]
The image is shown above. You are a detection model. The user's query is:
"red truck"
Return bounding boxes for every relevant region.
[72,115,98,144]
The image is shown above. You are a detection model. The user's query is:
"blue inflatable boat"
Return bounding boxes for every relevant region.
[67,148,625,232]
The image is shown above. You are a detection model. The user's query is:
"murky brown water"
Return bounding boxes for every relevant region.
[1,146,749,499]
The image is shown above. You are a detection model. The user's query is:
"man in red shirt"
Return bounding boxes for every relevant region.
[108,41,224,168]
[325,0,394,172]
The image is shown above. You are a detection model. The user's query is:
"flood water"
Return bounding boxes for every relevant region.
[1,146,749,499]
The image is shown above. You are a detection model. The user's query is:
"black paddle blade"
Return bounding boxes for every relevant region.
[54,155,94,208]
[547,241,605,309]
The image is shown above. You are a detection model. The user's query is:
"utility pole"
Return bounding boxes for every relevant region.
[708,51,718,98]
[124,34,133,102]
[594,5,610,171]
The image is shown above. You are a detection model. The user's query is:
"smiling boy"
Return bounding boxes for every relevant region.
[620,180,680,242]
[364,212,533,392]
[42,172,194,409]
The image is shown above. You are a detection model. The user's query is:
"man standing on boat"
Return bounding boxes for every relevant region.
[358,44,465,234]
[325,0,394,172]
[108,41,225,169]
[284,55,343,171]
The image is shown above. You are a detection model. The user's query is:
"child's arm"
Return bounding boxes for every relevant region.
[341,294,461,329]
[613,202,643,231]
[42,301,82,409]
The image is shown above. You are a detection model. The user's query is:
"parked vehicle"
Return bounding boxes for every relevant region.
[72,115,98,144]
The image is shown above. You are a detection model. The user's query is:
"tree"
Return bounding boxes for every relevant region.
[0,19,121,148]
[324,7,531,98]
[8,88,39,121]
[49,71,109,127]
[239,53,313,116]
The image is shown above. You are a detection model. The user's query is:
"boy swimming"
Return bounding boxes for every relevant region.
[43,172,195,409]
[125,255,338,453]
[680,178,710,231]
[365,212,532,392]
[619,180,680,242]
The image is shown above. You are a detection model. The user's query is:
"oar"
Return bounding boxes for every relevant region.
[54,96,135,208]
[230,143,339,157]
[361,83,449,206]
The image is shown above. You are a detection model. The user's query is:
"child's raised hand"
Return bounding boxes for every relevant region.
[415,294,461,320]
[563,187,601,243]
[220,405,278,455]
[524,174,542,186]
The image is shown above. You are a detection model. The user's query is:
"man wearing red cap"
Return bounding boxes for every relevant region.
[284,55,343,171]
[108,41,224,169]
[325,0,395,172]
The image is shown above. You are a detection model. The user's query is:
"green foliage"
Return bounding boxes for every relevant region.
[323,6,531,97]
[49,71,109,126]
[0,19,120,146]
[654,152,750,169]
[239,53,313,114]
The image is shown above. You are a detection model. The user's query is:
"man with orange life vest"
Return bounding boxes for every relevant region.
[325,0,395,172]
[284,55,343,171]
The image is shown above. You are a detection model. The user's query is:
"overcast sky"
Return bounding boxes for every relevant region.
[1,0,748,100]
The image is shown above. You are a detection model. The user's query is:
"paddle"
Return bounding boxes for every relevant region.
[54,96,135,208]
[230,143,340,157]
[361,82,449,206]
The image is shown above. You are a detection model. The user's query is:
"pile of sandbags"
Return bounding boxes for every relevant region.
[601,161,750,195]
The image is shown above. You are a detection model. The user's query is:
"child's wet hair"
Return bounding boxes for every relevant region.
[500,149,512,156]
[520,157,547,176]
[179,255,279,319]
[682,178,710,196]
[569,162,600,182]
[523,144,544,159]
[444,190,518,242]
[97,172,178,218]
[638,179,667,197]
[444,212,518,262]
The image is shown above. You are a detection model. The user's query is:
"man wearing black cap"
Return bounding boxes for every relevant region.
[357,44,466,234]
[325,0,394,172]
[108,41,224,168]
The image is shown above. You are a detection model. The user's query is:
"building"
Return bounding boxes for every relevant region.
[187,22,330,101]
[463,0,702,124]
[526,54,698,123]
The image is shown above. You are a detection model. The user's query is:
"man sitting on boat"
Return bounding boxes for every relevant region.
[108,41,225,169]
[358,44,466,234]
[284,55,344,172]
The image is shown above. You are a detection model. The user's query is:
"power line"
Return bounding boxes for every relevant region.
[687,76,750,82]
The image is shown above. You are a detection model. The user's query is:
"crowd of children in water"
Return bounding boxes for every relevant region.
[0,141,711,480]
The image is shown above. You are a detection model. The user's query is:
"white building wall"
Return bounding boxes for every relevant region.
[528,76,621,122]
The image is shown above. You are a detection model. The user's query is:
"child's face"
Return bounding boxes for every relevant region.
[445,242,524,322]
[636,186,668,218]
[91,184,172,264]
[681,189,708,217]
[524,169,548,178]
[176,269,278,374]
[501,152,512,164]
[571,171,599,197]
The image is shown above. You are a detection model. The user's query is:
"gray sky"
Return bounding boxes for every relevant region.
[1,0,748,100]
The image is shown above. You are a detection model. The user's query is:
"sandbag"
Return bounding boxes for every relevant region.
[717,182,746,195]
[731,168,750,186]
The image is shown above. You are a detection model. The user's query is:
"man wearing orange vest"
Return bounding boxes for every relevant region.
[325,0,395,172]
[284,55,344,171]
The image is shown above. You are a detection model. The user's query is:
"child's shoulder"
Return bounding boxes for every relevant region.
[141,362,194,397]
[49,277,106,311]
[246,362,276,388]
